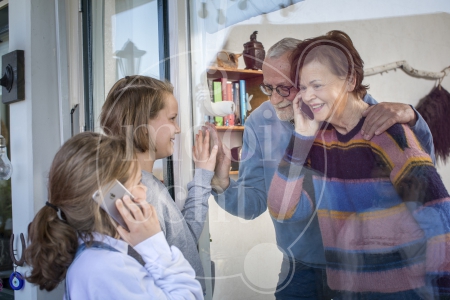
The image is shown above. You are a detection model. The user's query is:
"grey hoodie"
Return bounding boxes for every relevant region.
[140,168,213,291]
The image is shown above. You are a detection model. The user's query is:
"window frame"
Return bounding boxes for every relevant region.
[81,0,175,197]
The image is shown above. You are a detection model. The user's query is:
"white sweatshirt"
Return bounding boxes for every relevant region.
[64,232,203,300]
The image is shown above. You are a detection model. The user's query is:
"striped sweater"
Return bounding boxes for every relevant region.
[268,117,450,296]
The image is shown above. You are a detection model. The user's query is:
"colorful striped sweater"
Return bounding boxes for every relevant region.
[268,117,450,296]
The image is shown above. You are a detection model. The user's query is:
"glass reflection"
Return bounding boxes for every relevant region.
[190,1,450,299]
[92,0,164,181]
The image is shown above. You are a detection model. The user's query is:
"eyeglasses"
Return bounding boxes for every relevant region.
[259,83,296,98]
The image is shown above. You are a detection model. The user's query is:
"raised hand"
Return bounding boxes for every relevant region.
[203,122,231,192]
[361,102,416,140]
[193,129,218,172]
[116,195,161,247]
[292,92,320,136]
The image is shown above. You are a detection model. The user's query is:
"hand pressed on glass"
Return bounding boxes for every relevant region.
[193,128,218,172]
[202,122,231,192]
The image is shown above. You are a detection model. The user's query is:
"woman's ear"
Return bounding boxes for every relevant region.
[347,74,356,92]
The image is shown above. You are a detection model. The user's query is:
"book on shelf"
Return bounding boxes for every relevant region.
[233,82,241,125]
[239,80,247,126]
[213,80,223,126]
[206,74,254,127]
[224,82,234,126]
[207,79,215,124]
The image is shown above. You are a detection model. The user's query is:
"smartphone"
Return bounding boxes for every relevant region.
[300,101,314,120]
[92,180,134,232]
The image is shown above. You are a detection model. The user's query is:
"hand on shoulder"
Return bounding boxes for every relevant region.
[361,102,416,140]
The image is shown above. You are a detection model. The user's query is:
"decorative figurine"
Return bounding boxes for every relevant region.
[243,31,265,70]
[216,51,242,69]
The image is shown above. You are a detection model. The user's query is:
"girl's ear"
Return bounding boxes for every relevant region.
[143,122,149,135]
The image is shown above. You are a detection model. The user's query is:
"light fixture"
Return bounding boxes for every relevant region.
[0,134,12,180]
[1,50,25,104]
[114,40,146,78]
[198,2,208,18]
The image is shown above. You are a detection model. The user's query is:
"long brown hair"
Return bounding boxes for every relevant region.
[99,75,174,153]
[25,132,138,291]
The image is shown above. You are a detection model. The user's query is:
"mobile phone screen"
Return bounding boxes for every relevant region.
[300,101,314,120]
[92,180,134,232]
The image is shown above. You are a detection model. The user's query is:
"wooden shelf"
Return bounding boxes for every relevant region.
[229,170,239,175]
[207,66,263,81]
[216,126,244,132]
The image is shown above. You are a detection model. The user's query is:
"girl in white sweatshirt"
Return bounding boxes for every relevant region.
[25,132,203,299]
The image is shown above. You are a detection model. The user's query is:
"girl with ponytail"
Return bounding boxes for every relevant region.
[24,132,203,299]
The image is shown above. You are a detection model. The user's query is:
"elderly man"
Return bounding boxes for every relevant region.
[209,37,435,299]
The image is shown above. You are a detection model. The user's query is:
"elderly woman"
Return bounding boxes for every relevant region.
[268,30,450,299]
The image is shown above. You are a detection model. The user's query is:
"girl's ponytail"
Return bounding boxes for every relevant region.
[24,132,137,291]
[25,205,78,291]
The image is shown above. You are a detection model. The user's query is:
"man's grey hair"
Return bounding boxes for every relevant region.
[266,38,302,59]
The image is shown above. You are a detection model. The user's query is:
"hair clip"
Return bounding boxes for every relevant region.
[45,201,65,221]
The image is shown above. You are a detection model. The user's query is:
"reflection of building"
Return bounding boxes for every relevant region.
[114,39,146,78]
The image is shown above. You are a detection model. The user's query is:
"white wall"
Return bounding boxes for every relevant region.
[9,0,69,299]
[202,2,450,299]
[223,13,450,190]
[203,0,450,71]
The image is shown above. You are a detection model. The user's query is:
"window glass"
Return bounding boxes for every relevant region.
[189,1,450,300]
[91,0,164,180]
